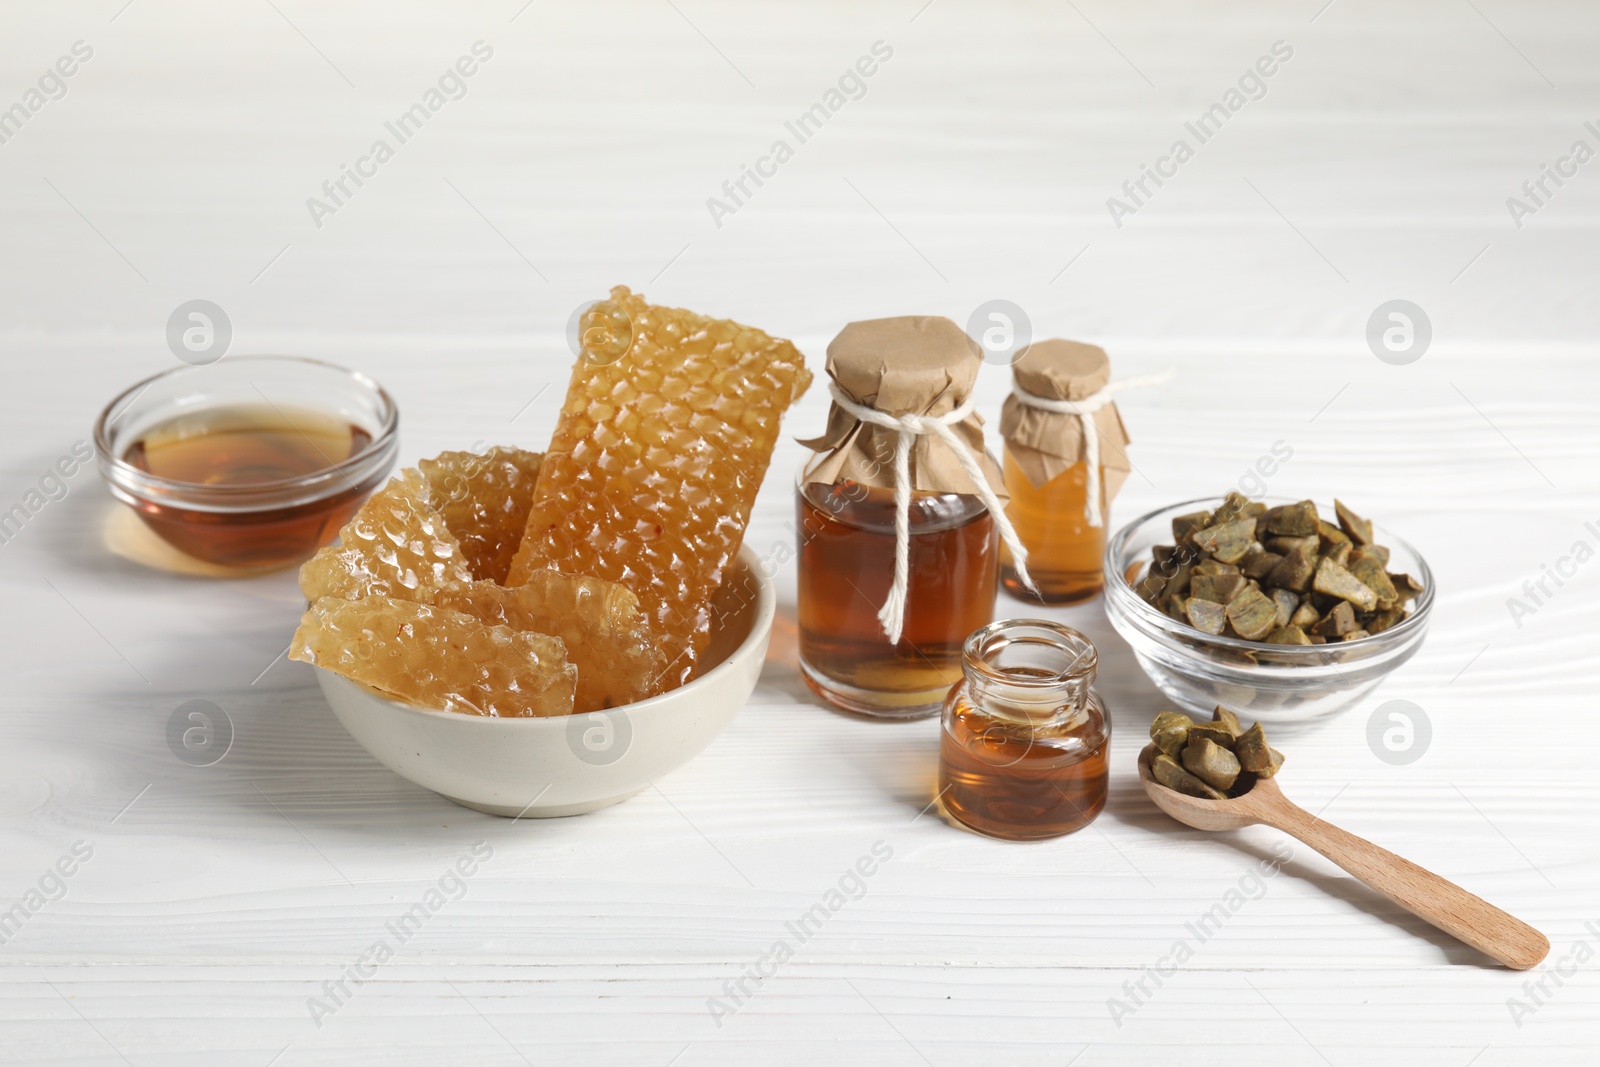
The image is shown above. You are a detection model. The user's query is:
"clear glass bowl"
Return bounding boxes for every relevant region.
[94,356,399,571]
[1102,496,1434,725]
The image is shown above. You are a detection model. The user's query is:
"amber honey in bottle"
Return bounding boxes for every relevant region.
[795,315,1010,720]
[120,404,379,569]
[999,453,1105,604]
[939,620,1110,840]
[997,340,1133,606]
[797,477,997,718]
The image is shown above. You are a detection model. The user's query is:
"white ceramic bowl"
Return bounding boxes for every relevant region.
[315,545,774,817]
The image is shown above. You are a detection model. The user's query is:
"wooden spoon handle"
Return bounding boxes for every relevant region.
[1263,801,1549,970]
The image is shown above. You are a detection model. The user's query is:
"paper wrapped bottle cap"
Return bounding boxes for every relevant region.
[1001,338,1131,494]
[798,316,1005,498]
[827,316,979,414]
[1013,340,1111,401]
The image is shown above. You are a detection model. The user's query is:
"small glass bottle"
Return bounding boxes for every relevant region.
[797,471,996,718]
[997,340,1132,605]
[795,315,1006,720]
[939,620,1110,840]
[999,453,1105,604]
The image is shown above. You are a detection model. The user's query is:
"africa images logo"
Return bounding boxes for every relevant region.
[305,42,494,229]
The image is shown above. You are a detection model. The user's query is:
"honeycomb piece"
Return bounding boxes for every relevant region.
[299,470,472,603]
[505,286,811,688]
[419,447,544,584]
[435,569,663,712]
[289,595,576,717]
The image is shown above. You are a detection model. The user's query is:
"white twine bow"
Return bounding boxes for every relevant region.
[1008,370,1172,528]
[827,382,1037,645]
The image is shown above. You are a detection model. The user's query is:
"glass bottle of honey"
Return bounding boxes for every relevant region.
[796,316,1027,720]
[796,478,995,718]
[939,619,1110,840]
[998,340,1134,605]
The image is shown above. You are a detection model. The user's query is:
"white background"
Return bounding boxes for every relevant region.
[1,1,1597,1063]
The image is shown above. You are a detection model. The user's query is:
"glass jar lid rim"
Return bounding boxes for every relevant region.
[961,618,1098,687]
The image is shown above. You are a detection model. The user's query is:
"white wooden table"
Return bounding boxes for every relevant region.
[2,1,1597,1063]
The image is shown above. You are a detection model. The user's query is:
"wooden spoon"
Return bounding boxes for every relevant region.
[1137,743,1549,970]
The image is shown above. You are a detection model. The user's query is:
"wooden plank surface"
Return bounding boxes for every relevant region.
[1,0,1597,1062]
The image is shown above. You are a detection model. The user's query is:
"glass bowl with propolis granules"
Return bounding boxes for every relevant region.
[1104,496,1434,725]
[94,356,398,571]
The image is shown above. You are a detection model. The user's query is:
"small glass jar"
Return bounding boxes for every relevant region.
[1000,453,1106,604]
[997,339,1132,606]
[796,462,998,719]
[939,619,1110,840]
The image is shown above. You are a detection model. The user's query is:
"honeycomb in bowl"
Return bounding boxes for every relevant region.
[419,446,543,584]
[289,595,576,717]
[434,571,663,712]
[299,470,472,604]
[296,457,663,715]
[505,286,810,689]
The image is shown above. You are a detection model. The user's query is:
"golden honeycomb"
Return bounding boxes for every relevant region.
[299,470,471,604]
[419,446,544,584]
[289,596,576,717]
[435,571,662,713]
[506,286,810,688]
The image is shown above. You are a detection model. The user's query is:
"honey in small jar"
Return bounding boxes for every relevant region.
[939,620,1110,840]
[998,340,1134,605]
[797,316,1012,719]
[120,404,379,569]
[1000,451,1105,604]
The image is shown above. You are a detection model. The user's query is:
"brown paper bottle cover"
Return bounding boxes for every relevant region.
[798,316,1007,501]
[999,339,1133,495]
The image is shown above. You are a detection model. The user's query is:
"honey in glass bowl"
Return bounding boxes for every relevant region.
[95,357,398,571]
